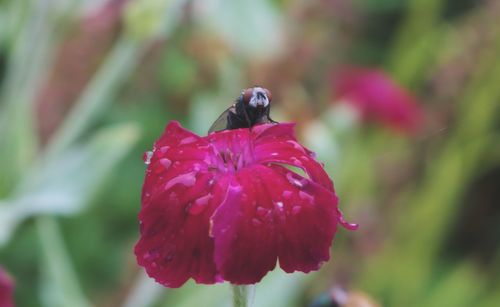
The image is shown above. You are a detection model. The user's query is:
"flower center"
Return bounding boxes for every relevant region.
[209,134,254,172]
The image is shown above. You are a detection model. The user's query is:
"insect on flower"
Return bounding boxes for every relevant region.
[135,87,357,288]
[208,86,277,133]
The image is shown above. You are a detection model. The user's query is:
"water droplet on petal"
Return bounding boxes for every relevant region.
[275,201,284,211]
[252,218,263,226]
[144,248,160,261]
[164,249,176,262]
[164,172,197,190]
[193,163,202,171]
[292,206,302,215]
[180,136,197,145]
[159,158,172,169]
[169,192,178,203]
[282,190,293,199]
[299,191,314,203]
[188,194,212,215]
[143,151,153,165]
[338,214,359,230]
[256,207,268,217]
[286,173,304,188]
[160,146,170,153]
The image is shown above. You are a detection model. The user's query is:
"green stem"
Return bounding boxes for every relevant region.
[37,216,90,307]
[231,285,255,307]
[44,37,142,159]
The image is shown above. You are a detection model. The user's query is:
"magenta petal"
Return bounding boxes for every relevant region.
[211,164,340,283]
[269,165,338,273]
[333,67,424,134]
[155,121,206,148]
[135,170,221,287]
[0,267,14,307]
[253,124,333,191]
[155,122,209,162]
[136,121,224,287]
[210,167,278,284]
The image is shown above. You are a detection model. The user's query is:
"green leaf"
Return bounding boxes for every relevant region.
[0,123,140,245]
[37,216,91,307]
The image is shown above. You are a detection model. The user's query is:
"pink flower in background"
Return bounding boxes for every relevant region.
[135,121,356,287]
[0,267,14,307]
[332,66,424,134]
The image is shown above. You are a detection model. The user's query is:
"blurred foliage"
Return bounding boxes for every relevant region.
[0,0,499,306]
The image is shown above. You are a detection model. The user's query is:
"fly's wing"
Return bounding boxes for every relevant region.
[208,104,236,134]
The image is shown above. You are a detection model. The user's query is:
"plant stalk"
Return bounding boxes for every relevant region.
[232,284,255,307]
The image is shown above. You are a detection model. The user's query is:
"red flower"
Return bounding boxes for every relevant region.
[332,67,423,134]
[0,267,14,307]
[135,122,356,287]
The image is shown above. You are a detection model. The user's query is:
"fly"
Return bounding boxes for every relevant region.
[208,86,277,134]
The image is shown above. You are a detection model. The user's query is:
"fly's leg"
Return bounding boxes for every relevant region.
[266,107,278,124]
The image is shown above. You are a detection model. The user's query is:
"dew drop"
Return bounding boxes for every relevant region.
[338,214,359,230]
[164,172,197,190]
[286,173,304,188]
[252,218,263,226]
[193,163,202,171]
[169,192,179,203]
[144,248,160,261]
[256,207,268,217]
[143,151,153,165]
[282,190,293,199]
[159,158,172,169]
[164,249,176,262]
[180,136,197,145]
[292,206,302,215]
[286,140,306,153]
[188,194,211,215]
[275,201,284,211]
[299,191,314,203]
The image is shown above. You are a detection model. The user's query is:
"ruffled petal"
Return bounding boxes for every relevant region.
[136,168,221,287]
[151,121,209,164]
[136,122,222,287]
[252,123,334,191]
[268,165,339,272]
[211,164,341,283]
[210,166,278,284]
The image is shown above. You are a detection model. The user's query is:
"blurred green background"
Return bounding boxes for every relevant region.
[0,0,499,306]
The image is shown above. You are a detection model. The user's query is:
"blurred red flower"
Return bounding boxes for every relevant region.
[332,67,424,135]
[0,267,14,307]
[135,122,356,287]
